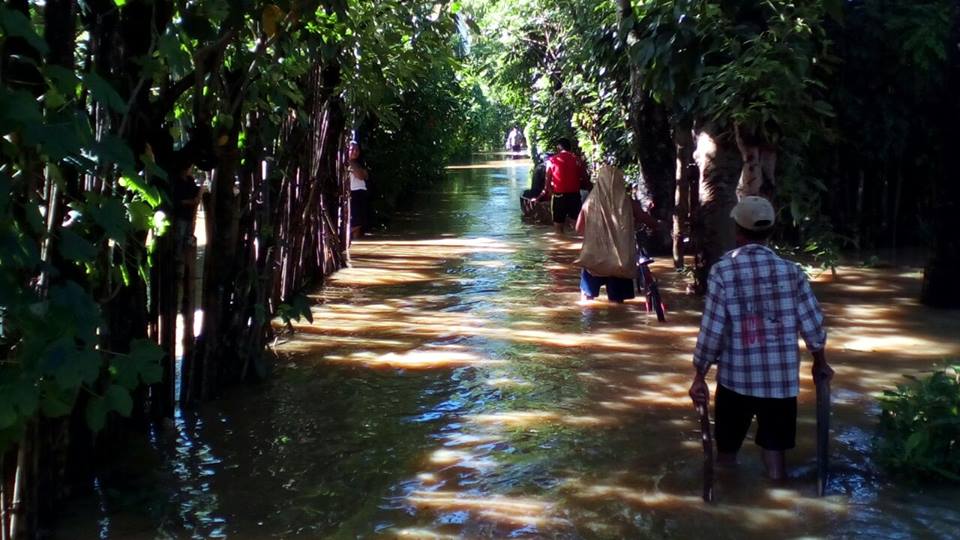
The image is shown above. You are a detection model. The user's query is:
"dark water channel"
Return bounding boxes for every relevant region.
[59,157,960,539]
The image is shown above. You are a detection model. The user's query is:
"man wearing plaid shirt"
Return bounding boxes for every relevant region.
[689,196,833,480]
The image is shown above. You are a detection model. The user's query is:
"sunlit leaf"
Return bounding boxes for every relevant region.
[119,175,162,208]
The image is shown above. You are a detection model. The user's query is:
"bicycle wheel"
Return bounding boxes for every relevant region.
[648,281,666,322]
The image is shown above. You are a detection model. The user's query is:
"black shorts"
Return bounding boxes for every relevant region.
[551,192,581,224]
[714,384,797,452]
[350,189,369,228]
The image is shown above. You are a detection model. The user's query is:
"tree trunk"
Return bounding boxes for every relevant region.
[628,77,676,251]
[734,123,776,199]
[616,0,676,253]
[692,127,741,293]
[673,119,698,269]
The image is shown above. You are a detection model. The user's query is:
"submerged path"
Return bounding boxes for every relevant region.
[63,158,960,538]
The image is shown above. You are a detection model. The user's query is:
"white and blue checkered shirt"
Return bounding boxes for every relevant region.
[693,244,827,398]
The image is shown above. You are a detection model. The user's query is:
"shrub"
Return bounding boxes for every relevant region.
[877,365,960,482]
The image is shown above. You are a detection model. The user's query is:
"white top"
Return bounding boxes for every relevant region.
[349,170,366,191]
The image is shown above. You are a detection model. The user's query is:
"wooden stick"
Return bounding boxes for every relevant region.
[696,402,715,503]
[816,378,831,496]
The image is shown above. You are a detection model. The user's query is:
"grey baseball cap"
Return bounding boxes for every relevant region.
[730,196,775,230]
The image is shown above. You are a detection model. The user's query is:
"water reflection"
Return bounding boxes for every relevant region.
[57,157,960,539]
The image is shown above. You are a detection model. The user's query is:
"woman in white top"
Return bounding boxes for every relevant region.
[348,141,369,243]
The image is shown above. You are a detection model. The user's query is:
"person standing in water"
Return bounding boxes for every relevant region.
[574,162,636,303]
[688,196,833,480]
[347,141,370,244]
[537,138,586,234]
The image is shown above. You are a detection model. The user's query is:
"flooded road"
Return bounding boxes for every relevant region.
[61,158,960,539]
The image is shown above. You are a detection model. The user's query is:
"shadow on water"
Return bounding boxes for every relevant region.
[58,157,960,539]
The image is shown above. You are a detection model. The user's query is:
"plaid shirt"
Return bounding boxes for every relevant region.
[693,244,827,398]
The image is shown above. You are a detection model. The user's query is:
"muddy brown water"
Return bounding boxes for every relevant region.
[59,158,960,539]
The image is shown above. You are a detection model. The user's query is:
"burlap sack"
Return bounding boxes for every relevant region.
[574,164,637,279]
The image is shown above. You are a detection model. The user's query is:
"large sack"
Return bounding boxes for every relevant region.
[574,165,637,279]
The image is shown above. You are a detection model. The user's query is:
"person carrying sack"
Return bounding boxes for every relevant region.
[574,163,637,303]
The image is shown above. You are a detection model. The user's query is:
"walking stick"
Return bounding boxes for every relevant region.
[816,378,831,496]
[696,402,715,503]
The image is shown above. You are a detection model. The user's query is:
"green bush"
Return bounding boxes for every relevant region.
[877,365,960,482]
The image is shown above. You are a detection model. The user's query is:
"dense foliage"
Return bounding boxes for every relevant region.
[462,0,958,294]
[1,0,469,535]
[878,366,960,482]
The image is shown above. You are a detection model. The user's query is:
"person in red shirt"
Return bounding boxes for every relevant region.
[537,138,586,233]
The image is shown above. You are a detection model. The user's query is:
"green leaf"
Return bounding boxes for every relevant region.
[85,396,108,432]
[119,175,162,208]
[105,385,133,416]
[93,134,136,174]
[114,339,164,389]
[59,228,97,263]
[40,391,74,417]
[140,152,168,180]
[44,66,80,96]
[0,89,42,133]
[8,384,38,417]
[22,121,85,161]
[157,31,190,75]
[49,281,101,343]
[128,200,153,231]
[904,430,926,456]
[88,196,129,243]
[83,72,128,114]
[0,7,50,56]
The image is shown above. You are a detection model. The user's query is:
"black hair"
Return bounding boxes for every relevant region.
[555,138,572,151]
[735,223,773,242]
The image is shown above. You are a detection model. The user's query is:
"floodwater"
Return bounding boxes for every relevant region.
[59,157,960,539]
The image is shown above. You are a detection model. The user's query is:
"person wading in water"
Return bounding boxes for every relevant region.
[688,196,833,480]
[537,138,585,234]
[347,141,370,245]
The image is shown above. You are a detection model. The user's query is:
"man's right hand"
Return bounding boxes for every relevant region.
[811,350,833,386]
[689,375,709,407]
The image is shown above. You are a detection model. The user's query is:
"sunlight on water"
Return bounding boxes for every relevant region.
[57,157,960,539]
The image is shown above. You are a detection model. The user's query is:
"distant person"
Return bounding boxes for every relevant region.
[688,196,833,481]
[537,138,585,234]
[574,163,636,303]
[347,141,369,244]
[505,126,524,154]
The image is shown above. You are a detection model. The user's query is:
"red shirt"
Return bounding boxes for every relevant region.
[546,151,583,194]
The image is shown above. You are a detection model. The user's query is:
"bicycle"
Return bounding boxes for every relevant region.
[635,230,666,322]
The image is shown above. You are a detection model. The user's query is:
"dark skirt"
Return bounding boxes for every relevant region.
[351,189,369,228]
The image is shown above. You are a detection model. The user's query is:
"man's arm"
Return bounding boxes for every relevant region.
[797,271,832,384]
[689,268,727,405]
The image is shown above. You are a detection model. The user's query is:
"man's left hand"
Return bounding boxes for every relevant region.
[812,362,834,385]
[689,375,709,407]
